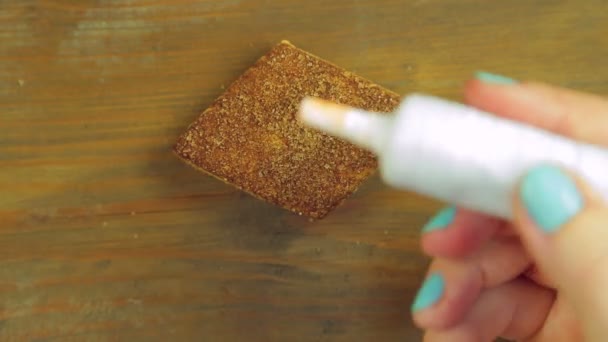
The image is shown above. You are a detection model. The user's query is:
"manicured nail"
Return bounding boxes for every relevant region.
[422,206,456,233]
[475,71,517,85]
[411,272,445,312]
[520,165,583,233]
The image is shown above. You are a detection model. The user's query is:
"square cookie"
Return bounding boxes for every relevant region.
[174,41,400,218]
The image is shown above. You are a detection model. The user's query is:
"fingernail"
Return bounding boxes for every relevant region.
[520,165,584,233]
[411,272,445,312]
[422,206,456,233]
[475,71,517,85]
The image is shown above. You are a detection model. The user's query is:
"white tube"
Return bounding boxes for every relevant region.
[299,94,608,219]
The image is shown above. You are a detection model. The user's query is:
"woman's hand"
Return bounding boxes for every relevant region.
[411,72,608,342]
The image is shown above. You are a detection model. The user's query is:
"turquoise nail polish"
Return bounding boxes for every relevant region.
[475,71,517,85]
[520,165,583,233]
[411,272,445,312]
[422,206,456,233]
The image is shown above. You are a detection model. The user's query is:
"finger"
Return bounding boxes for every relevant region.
[523,263,553,288]
[421,206,506,258]
[412,238,530,330]
[512,164,608,341]
[423,279,555,342]
[464,73,608,146]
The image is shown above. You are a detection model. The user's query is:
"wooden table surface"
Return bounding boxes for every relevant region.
[2,1,607,341]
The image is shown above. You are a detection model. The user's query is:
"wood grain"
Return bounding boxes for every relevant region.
[1,0,607,340]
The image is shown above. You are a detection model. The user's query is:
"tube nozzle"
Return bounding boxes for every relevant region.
[298,97,391,154]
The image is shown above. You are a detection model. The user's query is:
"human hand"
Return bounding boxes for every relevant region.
[410,72,608,342]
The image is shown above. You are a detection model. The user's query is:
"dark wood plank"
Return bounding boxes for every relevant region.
[1,0,607,340]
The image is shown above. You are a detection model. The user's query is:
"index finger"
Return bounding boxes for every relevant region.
[464,73,608,146]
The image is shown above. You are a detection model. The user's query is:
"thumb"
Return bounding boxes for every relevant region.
[513,164,608,340]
